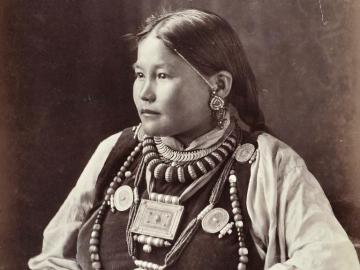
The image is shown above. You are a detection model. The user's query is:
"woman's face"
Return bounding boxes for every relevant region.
[133,33,214,145]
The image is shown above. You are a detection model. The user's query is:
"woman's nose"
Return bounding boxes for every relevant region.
[139,79,156,102]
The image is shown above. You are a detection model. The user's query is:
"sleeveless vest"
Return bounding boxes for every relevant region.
[77,127,264,270]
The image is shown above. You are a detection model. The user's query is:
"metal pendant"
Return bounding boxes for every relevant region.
[131,199,184,240]
[234,143,255,163]
[202,208,229,234]
[113,185,133,211]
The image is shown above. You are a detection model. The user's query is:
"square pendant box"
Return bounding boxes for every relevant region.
[131,199,184,240]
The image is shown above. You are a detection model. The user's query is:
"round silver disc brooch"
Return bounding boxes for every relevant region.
[202,208,230,233]
[234,143,255,163]
[114,185,134,211]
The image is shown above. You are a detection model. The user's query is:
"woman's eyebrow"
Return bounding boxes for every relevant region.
[132,62,140,70]
[132,62,175,70]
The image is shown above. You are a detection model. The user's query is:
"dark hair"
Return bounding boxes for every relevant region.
[135,9,267,132]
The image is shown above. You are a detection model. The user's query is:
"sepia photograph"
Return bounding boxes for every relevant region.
[0,0,359,269]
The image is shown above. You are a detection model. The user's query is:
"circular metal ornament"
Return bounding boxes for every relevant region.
[210,95,225,111]
[113,185,134,211]
[234,143,255,163]
[202,208,230,233]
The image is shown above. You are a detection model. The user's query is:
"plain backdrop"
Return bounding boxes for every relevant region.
[0,0,359,269]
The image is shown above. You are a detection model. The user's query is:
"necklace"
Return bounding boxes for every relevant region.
[143,132,237,183]
[88,127,251,270]
[127,159,250,270]
[153,122,235,162]
[130,161,221,254]
[88,141,143,270]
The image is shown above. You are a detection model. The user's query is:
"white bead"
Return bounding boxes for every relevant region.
[229,174,237,183]
[230,187,237,194]
[138,235,146,243]
[143,244,152,253]
[239,247,249,255]
[125,171,132,178]
[235,221,244,228]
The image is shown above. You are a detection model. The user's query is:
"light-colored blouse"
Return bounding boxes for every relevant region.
[28,128,360,270]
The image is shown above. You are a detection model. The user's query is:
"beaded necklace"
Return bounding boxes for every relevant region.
[88,127,252,270]
[143,133,237,183]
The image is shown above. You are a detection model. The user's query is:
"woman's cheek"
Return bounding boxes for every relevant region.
[160,82,183,106]
[132,82,141,106]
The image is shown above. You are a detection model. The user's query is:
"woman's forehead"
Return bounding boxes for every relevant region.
[135,36,182,69]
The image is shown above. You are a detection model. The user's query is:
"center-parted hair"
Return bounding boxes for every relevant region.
[134,9,267,132]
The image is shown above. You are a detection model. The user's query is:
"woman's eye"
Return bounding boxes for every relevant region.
[135,72,144,79]
[157,73,167,79]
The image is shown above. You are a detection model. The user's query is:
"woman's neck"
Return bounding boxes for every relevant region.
[162,113,232,151]
[173,123,217,148]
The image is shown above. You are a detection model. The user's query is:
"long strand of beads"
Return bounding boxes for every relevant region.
[134,259,165,270]
[228,169,248,270]
[133,234,172,253]
[130,147,238,270]
[89,141,143,270]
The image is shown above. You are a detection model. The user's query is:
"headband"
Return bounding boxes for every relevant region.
[173,48,216,92]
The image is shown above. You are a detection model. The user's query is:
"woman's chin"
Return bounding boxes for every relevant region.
[141,122,168,137]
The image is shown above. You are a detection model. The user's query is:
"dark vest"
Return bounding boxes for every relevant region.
[77,127,264,270]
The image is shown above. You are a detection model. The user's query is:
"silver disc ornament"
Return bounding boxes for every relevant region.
[202,208,230,233]
[114,185,134,211]
[234,143,255,163]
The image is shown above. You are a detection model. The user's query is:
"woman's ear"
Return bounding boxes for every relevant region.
[209,71,233,98]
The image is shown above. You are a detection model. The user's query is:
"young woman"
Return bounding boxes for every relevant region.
[29,9,359,270]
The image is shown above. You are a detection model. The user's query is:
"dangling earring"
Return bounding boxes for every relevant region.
[209,87,226,128]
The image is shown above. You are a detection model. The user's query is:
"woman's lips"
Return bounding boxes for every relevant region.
[140,109,160,116]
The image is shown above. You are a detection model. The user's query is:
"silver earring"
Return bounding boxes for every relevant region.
[209,88,226,128]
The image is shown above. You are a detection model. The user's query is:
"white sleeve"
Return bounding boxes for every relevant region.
[28,132,121,270]
[247,133,359,270]
[269,166,359,270]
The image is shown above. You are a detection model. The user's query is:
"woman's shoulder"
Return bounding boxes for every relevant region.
[256,132,306,177]
[97,131,123,150]
[95,126,139,156]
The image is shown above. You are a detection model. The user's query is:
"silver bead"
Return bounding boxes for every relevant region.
[89,238,99,245]
[234,214,242,221]
[235,221,244,228]
[90,253,100,261]
[204,156,216,168]
[212,152,223,162]
[229,174,237,183]
[231,201,240,208]
[188,164,197,180]
[232,207,241,215]
[165,166,174,182]
[89,244,99,253]
[177,166,185,183]
[143,244,152,253]
[196,160,208,174]
[239,247,249,256]
[92,261,102,269]
[240,255,249,263]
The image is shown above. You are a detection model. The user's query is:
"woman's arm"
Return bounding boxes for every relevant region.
[248,133,359,270]
[28,132,121,270]
[269,165,359,270]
